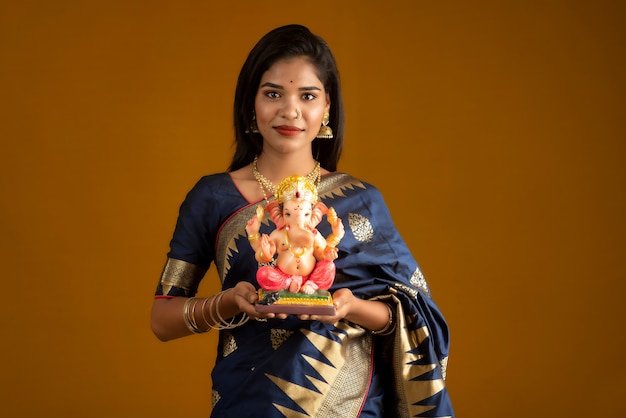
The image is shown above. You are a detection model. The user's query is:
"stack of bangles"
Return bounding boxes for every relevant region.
[371,303,395,336]
[182,290,249,333]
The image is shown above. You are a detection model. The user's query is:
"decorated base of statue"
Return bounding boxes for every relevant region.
[255,289,337,316]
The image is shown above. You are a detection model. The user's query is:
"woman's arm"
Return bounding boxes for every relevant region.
[151,281,283,342]
[151,297,195,342]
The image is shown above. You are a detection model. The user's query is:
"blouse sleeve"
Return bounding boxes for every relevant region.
[155,177,219,297]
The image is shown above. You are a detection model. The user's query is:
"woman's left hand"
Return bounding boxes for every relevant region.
[298,288,354,323]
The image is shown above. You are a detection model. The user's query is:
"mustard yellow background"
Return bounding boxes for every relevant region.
[1,1,624,416]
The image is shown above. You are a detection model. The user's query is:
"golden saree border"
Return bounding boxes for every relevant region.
[214,202,262,284]
[373,291,450,418]
[265,321,372,417]
[159,258,207,296]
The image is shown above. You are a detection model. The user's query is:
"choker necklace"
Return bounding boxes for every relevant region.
[252,156,321,202]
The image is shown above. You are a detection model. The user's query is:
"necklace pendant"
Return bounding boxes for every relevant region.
[252,156,321,204]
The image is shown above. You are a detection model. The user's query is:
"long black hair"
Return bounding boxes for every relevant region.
[229,24,344,172]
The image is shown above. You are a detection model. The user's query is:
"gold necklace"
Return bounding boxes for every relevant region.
[252,156,321,202]
[283,229,307,270]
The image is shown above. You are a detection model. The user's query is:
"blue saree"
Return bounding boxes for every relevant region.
[156,172,454,417]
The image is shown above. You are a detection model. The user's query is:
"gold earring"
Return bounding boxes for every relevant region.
[316,112,333,139]
[245,112,259,134]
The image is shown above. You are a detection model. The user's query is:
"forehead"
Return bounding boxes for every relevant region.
[260,57,323,87]
[283,200,313,210]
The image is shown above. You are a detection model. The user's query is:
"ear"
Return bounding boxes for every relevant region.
[324,93,331,113]
[310,202,329,227]
[265,201,285,229]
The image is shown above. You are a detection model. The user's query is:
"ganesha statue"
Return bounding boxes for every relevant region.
[246,175,344,313]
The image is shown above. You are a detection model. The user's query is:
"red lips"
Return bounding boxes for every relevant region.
[274,125,303,136]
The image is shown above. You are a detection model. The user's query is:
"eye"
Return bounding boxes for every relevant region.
[265,91,281,99]
[302,93,316,101]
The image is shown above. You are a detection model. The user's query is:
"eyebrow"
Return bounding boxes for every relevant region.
[260,82,322,91]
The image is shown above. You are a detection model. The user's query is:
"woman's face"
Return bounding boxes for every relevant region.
[254,56,330,155]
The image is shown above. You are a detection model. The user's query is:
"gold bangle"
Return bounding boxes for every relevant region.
[258,250,271,263]
[208,294,221,329]
[190,298,201,331]
[324,245,338,254]
[371,303,395,336]
[214,289,249,329]
[248,233,260,242]
[206,290,249,330]
[326,234,341,248]
[200,297,213,329]
[182,298,194,333]
[183,298,206,334]
[327,207,338,224]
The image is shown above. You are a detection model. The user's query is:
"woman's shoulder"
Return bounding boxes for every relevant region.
[322,171,381,196]
[195,172,231,185]
[189,172,235,190]
[183,172,237,201]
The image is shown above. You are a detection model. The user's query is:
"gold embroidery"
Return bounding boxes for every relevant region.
[317,175,366,201]
[212,389,220,407]
[159,258,206,296]
[270,328,294,350]
[394,298,448,417]
[348,213,373,242]
[317,323,371,417]
[393,282,419,299]
[410,267,431,297]
[440,356,449,381]
[214,202,271,283]
[222,331,237,357]
[265,323,371,417]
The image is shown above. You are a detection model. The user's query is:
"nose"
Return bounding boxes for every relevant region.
[280,97,301,120]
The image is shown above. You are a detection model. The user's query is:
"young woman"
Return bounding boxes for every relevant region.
[151,24,454,417]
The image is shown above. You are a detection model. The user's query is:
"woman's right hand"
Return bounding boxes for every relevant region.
[223,281,287,320]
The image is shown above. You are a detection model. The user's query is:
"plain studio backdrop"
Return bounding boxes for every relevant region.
[1,1,624,416]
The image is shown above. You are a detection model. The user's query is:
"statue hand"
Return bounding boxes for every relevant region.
[331,218,345,238]
[246,216,260,235]
[259,234,275,258]
[323,246,339,261]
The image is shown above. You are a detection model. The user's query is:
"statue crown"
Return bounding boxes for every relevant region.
[275,175,318,205]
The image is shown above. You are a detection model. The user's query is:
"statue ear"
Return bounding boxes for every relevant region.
[265,201,285,229]
[310,202,329,227]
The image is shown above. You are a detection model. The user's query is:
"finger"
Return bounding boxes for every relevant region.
[248,291,258,304]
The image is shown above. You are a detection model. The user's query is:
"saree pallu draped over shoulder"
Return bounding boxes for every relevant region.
[157,172,454,417]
